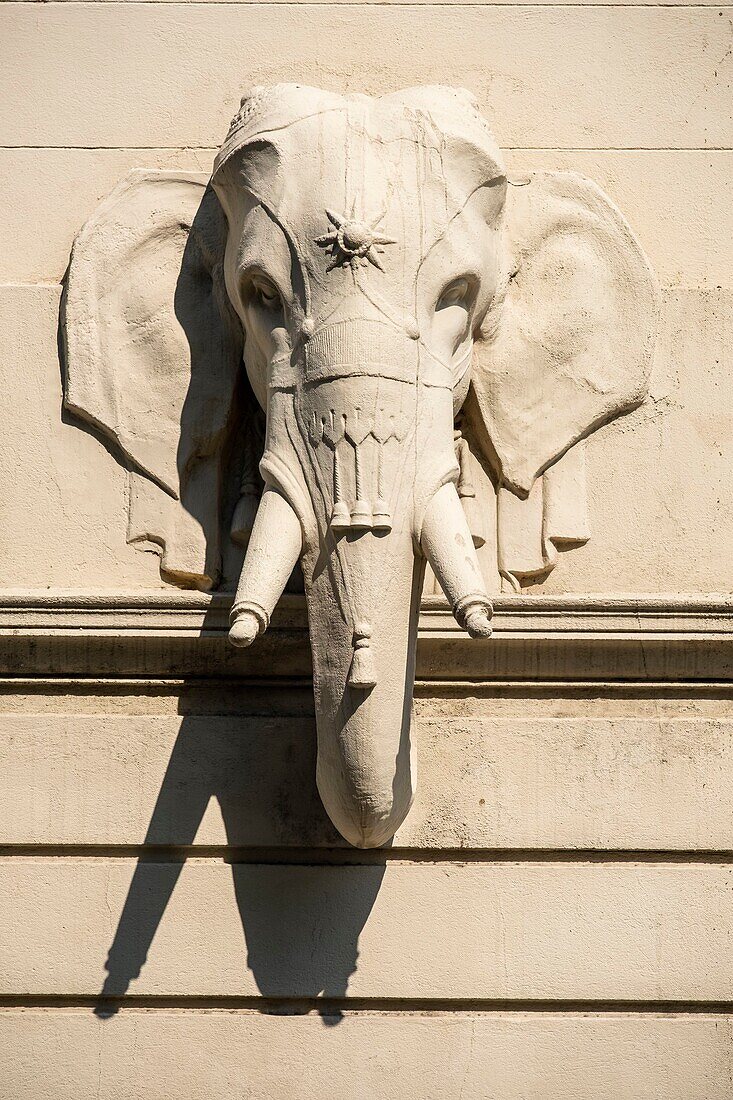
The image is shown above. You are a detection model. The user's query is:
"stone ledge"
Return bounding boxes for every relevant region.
[0,591,730,681]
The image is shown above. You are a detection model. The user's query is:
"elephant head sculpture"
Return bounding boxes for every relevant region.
[63,84,659,847]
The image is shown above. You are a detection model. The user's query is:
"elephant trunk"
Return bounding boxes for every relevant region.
[230,336,492,847]
[307,514,423,847]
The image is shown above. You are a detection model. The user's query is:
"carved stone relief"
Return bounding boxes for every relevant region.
[63,84,659,846]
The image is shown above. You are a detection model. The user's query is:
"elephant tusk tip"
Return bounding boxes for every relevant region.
[228,611,261,648]
[465,607,493,639]
[453,595,493,639]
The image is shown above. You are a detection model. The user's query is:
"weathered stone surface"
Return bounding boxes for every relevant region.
[1,7,728,148]
[0,287,158,590]
[2,859,732,999]
[4,713,733,850]
[4,1012,733,1100]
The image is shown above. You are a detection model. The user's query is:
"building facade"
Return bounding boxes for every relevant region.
[1,3,732,1095]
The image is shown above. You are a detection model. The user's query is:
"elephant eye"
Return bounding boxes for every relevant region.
[437,278,471,309]
[250,276,282,312]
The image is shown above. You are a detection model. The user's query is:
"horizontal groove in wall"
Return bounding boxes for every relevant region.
[2,644,729,682]
[2,846,733,863]
[2,145,733,152]
[0,675,316,689]
[2,995,733,1016]
[3,676,733,691]
[2,2,731,7]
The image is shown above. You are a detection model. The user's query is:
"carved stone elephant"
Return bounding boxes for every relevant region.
[64,84,659,847]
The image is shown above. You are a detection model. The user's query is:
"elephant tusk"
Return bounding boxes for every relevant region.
[229,486,303,647]
[420,481,493,637]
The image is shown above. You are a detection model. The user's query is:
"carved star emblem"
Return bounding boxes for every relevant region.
[315,203,396,274]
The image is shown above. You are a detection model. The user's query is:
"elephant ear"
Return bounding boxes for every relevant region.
[470,170,660,499]
[63,169,244,589]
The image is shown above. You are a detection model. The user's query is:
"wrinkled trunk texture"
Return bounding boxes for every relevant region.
[306,514,425,848]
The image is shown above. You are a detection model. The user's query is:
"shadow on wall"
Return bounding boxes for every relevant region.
[94,679,386,1027]
[63,187,385,1023]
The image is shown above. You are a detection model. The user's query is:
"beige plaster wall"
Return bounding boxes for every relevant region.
[1,1,731,1096]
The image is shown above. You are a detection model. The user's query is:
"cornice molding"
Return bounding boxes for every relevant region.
[0,590,732,631]
[0,591,731,682]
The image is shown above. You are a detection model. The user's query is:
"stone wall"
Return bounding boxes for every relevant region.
[1,2,732,1096]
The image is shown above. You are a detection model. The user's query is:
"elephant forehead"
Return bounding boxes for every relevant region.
[233,104,496,297]
[285,111,447,275]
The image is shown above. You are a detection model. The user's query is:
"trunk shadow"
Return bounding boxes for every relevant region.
[93,672,386,1026]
